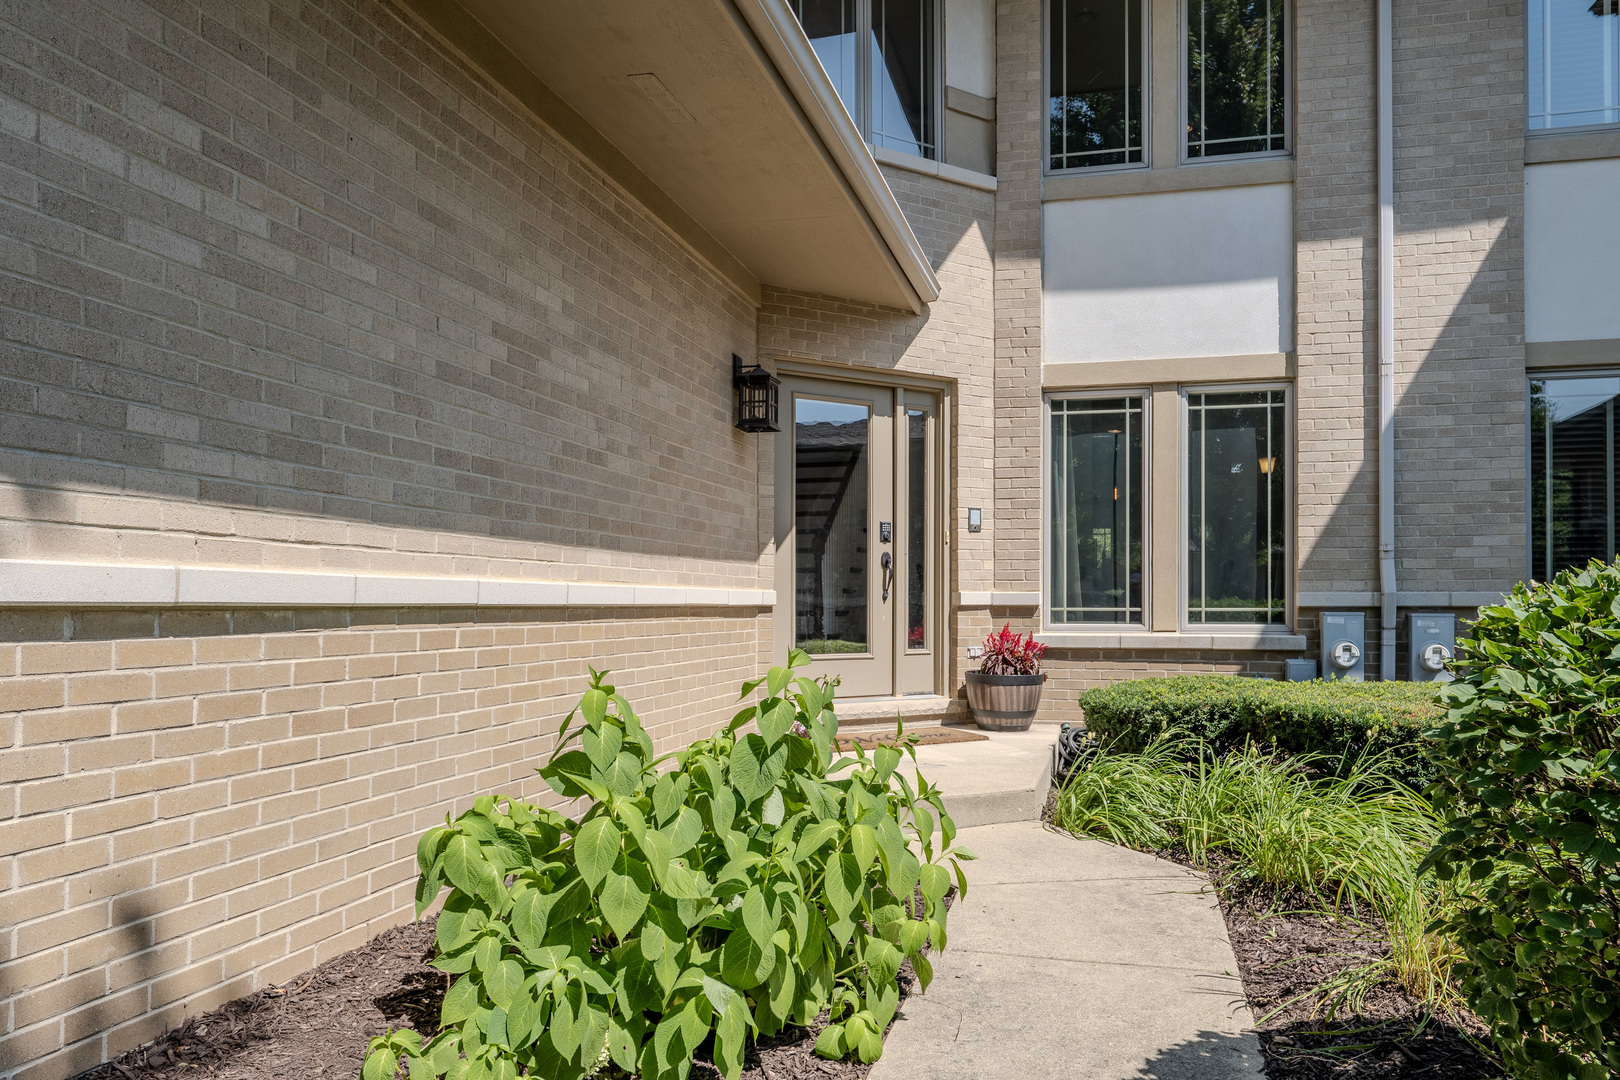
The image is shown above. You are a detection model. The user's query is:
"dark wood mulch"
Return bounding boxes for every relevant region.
[1202,855,1508,1080]
[78,896,948,1080]
[77,920,449,1080]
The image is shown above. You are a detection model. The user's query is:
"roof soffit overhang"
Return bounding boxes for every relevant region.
[394,0,939,314]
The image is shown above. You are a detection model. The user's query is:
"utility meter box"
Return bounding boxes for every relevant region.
[1285,658,1319,681]
[1408,613,1456,683]
[1320,612,1366,682]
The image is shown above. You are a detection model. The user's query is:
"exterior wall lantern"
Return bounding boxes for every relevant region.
[731,354,780,432]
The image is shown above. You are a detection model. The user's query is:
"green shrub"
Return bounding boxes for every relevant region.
[1077,674,1444,786]
[1422,562,1620,1080]
[358,651,970,1080]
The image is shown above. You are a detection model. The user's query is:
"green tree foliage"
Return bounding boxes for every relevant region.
[359,651,971,1080]
[1422,561,1620,1079]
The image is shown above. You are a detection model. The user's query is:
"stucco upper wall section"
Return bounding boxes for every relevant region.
[1525,159,1620,343]
[1042,183,1295,364]
[946,0,995,98]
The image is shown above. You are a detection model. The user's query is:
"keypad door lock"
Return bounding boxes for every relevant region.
[879,521,892,543]
[1331,640,1362,670]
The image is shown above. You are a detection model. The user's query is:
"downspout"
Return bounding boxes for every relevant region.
[1377,0,1398,679]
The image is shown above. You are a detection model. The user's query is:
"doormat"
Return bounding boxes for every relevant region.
[835,725,989,751]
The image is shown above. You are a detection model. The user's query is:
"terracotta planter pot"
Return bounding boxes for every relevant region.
[964,671,1046,732]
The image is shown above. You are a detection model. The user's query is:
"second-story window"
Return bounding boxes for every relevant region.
[790,0,938,160]
[1049,0,1145,170]
[1185,0,1286,158]
[1530,0,1620,131]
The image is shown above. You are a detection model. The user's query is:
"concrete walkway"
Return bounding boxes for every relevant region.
[870,818,1264,1080]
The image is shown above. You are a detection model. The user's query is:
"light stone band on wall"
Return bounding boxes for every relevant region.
[1295,591,1505,608]
[957,591,1042,608]
[0,560,776,609]
[1035,631,1308,650]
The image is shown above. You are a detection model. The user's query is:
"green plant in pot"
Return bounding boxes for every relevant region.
[964,624,1047,732]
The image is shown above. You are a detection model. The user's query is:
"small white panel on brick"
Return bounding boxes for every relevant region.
[1043,183,1294,362]
[1526,159,1620,343]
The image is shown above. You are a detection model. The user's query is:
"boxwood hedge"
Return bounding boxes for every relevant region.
[1076,674,1445,787]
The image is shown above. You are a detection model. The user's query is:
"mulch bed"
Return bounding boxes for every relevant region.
[1198,855,1507,1080]
[77,920,449,1080]
[79,899,947,1080]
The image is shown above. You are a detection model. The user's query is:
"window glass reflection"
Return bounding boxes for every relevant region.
[1530,377,1620,580]
[1187,0,1286,157]
[1187,390,1286,624]
[1529,0,1620,130]
[1050,0,1144,169]
[795,399,870,654]
[1049,398,1144,624]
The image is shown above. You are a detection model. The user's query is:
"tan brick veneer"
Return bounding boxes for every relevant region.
[0,607,766,1079]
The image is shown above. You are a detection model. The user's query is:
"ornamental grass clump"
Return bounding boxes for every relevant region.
[1422,560,1620,1080]
[1054,740,1461,1014]
[359,650,971,1080]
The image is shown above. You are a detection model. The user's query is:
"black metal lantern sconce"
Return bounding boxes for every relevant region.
[731,354,780,433]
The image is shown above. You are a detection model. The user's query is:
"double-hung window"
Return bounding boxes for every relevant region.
[789,0,939,159]
[1048,0,1146,170]
[1529,0,1620,130]
[1530,376,1620,579]
[1185,0,1287,158]
[1186,389,1288,625]
[1048,396,1146,624]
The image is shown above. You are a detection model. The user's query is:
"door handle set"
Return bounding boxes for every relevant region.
[880,551,892,602]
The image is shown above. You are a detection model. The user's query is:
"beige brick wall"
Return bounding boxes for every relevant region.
[992,0,1043,594]
[1294,0,1381,596]
[0,605,767,1080]
[1390,0,1526,593]
[0,0,763,593]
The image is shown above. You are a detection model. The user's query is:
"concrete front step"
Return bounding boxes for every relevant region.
[897,728,1057,829]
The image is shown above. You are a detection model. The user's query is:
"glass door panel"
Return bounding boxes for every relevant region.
[794,399,871,654]
[776,380,895,698]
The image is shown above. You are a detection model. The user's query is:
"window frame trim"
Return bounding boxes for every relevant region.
[1178,380,1294,632]
[1041,389,1154,633]
[1041,0,1153,177]
[1178,0,1294,165]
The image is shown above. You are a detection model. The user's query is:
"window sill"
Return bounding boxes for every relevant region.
[1043,156,1293,202]
[1526,126,1620,165]
[1036,630,1307,651]
[871,144,996,192]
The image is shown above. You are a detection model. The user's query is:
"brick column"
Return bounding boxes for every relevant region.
[993,0,1044,596]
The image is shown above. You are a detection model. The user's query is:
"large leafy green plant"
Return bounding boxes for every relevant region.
[360,650,971,1080]
[1422,561,1620,1080]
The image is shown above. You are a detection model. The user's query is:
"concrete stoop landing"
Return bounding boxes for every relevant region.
[869,728,1264,1080]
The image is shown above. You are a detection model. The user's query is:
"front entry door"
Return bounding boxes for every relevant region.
[775,378,939,699]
